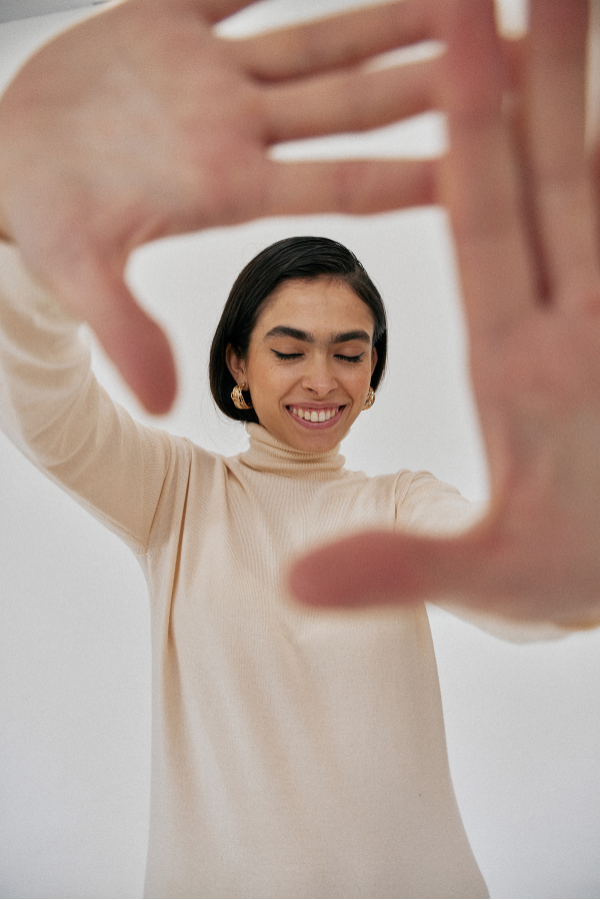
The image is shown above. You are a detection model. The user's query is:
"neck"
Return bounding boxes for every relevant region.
[239,423,345,480]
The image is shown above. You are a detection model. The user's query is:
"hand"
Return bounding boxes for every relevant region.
[290,0,600,627]
[0,0,440,412]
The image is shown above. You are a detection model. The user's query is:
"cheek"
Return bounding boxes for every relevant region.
[346,363,373,389]
[248,358,290,404]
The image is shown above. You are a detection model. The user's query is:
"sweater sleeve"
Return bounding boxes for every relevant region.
[396,470,570,642]
[0,242,173,555]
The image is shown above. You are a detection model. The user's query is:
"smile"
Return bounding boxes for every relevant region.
[288,406,342,424]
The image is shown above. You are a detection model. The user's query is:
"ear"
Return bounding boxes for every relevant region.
[226,344,247,384]
[370,346,378,376]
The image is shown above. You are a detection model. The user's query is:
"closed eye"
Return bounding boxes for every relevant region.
[272,350,303,360]
[272,350,365,362]
[335,353,364,363]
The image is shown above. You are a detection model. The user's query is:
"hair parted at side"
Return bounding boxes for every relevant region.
[209,236,388,423]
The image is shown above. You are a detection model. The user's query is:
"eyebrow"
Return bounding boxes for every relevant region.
[264,326,372,345]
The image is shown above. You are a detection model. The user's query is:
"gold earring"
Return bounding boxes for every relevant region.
[231,382,253,410]
[362,386,375,410]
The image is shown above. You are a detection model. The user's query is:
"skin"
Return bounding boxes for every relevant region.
[226,277,377,453]
[291,0,600,628]
[1,0,600,624]
[0,0,438,413]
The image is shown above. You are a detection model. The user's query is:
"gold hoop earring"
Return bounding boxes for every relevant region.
[362,386,375,410]
[231,382,253,410]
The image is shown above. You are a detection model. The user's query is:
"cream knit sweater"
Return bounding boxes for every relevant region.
[0,243,492,898]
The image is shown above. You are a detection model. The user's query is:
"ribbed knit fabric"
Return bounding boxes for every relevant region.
[0,242,490,898]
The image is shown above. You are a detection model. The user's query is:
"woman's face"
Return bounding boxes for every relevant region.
[227,276,377,452]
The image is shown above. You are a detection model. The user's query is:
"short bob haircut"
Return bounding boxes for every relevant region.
[209,236,387,423]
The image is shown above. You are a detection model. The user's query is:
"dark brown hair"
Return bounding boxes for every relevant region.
[209,236,387,422]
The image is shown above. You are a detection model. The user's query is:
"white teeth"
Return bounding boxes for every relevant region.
[290,406,338,422]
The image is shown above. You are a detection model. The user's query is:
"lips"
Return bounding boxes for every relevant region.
[288,406,342,423]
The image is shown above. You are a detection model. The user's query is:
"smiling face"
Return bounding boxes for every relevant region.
[226,276,377,452]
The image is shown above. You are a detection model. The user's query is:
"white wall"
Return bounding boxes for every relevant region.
[0,3,599,898]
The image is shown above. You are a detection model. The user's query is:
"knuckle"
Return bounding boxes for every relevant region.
[182,140,267,225]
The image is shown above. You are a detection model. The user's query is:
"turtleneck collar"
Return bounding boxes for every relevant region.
[239,423,346,480]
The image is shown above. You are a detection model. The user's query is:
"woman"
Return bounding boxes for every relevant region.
[0,233,491,898]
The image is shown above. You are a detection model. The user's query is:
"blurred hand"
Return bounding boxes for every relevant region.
[291,0,600,627]
[0,0,440,412]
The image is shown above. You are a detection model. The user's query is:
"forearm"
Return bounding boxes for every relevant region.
[0,242,170,551]
[0,243,87,451]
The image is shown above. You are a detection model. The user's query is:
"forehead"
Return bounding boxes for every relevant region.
[253,277,375,335]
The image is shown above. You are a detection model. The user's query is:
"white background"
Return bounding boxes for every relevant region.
[0,2,599,897]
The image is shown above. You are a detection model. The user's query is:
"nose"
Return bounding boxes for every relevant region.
[301,353,337,397]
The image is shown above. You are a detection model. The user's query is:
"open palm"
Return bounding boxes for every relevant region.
[0,0,438,412]
[292,0,600,627]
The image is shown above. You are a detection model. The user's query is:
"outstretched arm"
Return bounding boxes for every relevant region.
[0,0,441,413]
[291,0,600,628]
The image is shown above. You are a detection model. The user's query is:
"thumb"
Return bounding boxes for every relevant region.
[288,531,453,608]
[50,253,177,414]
